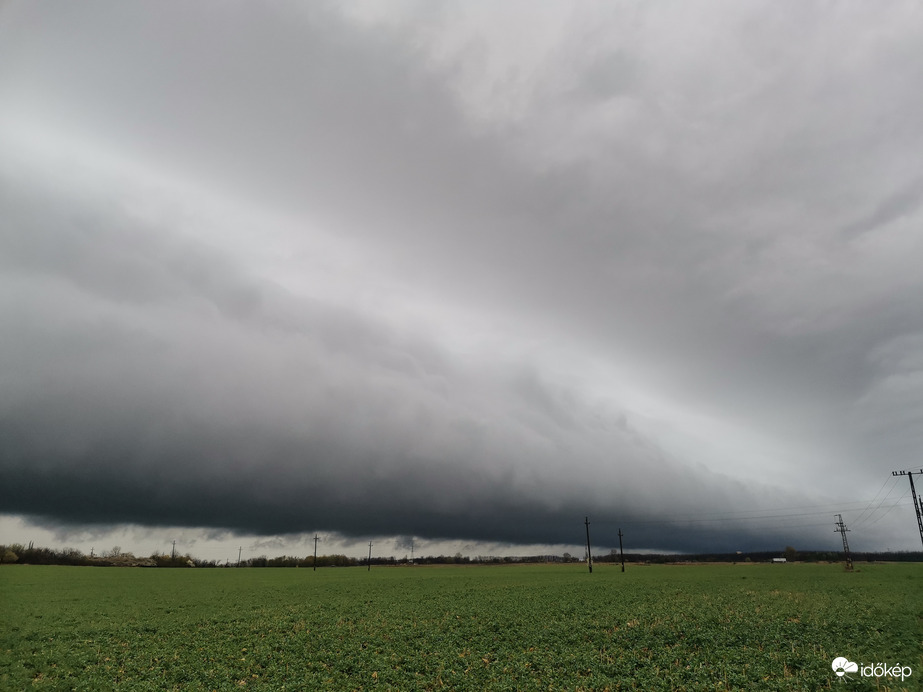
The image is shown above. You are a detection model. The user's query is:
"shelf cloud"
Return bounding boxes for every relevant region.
[2,1,922,553]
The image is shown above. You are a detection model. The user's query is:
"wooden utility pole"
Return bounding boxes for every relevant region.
[584,517,593,573]
[237,546,242,567]
[313,534,319,571]
[171,540,176,560]
[367,541,373,571]
[618,528,625,572]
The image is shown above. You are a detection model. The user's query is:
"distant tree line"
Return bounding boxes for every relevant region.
[0,543,202,567]
[593,549,923,564]
[1,542,920,567]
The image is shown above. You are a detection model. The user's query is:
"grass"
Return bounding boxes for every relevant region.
[1,562,920,690]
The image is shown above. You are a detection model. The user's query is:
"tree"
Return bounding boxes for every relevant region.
[783,546,797,562]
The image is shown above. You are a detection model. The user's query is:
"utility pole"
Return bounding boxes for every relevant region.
[891,469,923,548]
[313,534,319,571]
[90,547,94,559]
[171,540,176,560]
[834,514,853,571]
[237,546,242,568]
[618,528,625,573]
[367,541,373,571]
[584,516,593,573]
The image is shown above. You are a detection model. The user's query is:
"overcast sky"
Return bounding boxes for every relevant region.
[2,1,922,559]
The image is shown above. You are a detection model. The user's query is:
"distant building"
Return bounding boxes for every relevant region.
[771,557,787,563]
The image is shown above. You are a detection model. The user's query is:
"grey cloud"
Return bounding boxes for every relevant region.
[2,2,922,551]
[840,184,923,240]
[0,172,823,552]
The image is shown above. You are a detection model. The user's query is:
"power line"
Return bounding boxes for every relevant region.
[595,482,916,532]
[625,508,877,527]
[852,497,911,529]
[851,476,902,528]
[864,490,913,527]
[598,500,898,529]
[594,498,893,525]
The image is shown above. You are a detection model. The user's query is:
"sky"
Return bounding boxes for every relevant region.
[2,1,922,562]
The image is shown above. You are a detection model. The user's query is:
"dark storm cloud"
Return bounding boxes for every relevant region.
[2,1,922,551]
[0,172,810,552]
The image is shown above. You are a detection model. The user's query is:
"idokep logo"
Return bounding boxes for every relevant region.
[832,657,858,679]
[832,657,912,682]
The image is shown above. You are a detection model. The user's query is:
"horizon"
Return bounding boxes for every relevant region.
[3,3,923,555]
[6,537,922,566]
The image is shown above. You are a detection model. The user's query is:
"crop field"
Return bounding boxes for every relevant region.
[1,562,920,691]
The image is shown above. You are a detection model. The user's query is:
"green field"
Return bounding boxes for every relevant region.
[1,563,920,690]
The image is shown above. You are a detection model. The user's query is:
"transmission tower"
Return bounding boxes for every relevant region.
[891,469,923,548]
[834,514,853,571]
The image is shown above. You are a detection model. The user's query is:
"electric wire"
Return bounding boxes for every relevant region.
[851,476,904,528]
[863,489,913,527]
[849,475,900,527]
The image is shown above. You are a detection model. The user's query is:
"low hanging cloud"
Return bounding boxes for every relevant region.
[0,171,801,552]
[1,1,922,553]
